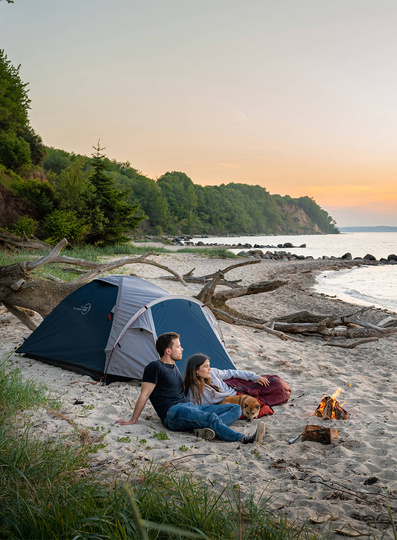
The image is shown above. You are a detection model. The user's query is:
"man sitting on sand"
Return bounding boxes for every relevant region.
[116,332,265,444]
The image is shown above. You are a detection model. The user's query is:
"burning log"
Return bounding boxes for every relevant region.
[302,425,337,445]
[315,388,348,420]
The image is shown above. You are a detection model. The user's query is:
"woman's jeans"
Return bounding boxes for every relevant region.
[163,402,244,442]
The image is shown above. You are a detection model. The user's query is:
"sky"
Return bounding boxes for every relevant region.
[1,0,397,228]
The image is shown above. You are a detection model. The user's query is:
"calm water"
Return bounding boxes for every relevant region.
[193,232,397,313]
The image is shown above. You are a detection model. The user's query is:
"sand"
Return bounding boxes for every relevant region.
[1,248,397,538]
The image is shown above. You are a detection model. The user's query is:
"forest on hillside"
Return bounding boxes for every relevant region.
[0,48,338,247]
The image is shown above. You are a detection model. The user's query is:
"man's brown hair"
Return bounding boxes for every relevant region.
[155,332,180,357]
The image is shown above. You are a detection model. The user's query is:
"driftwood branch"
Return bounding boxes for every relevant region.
[212,259,262,275]
[162,272,242,288]
[161,259,261,288]
[52,252,188,286]
[71,252,158,285]
[268,309,397,341]
[195,270,225,305]
[324,338,379,349]
[210,307,304,342]
[27,238,69,270]
[2,302,38,331]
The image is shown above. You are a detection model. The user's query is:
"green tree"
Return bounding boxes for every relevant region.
[44,158,95,245]
[0,49,45,171]
[87,142,144,245]
[157,172,198,233]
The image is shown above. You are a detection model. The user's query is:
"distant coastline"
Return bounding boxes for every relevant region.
[338,226,397,233]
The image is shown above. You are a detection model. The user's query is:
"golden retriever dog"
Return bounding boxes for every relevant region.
[220,394,261,422]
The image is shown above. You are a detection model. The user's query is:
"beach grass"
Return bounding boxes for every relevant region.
[0,360,316,540]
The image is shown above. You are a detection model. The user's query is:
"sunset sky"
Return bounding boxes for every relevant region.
[2,0,397,227]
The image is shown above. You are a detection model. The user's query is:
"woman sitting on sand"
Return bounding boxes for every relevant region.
[183,353,290,415]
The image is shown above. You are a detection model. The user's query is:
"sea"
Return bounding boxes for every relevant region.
[192,232,397,314]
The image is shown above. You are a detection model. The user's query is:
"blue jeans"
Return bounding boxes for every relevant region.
[163,402,244,442]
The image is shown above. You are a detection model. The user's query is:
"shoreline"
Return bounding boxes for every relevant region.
[1,252,397,538]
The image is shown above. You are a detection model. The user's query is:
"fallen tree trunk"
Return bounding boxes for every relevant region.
[0,239,187,323]
[0,231,53,251]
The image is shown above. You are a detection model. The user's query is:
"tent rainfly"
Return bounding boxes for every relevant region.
[18,275,236,382]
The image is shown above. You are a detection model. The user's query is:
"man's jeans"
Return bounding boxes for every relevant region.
[163,402,244,442]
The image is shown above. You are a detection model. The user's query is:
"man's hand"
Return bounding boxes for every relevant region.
[115,382,156,426]
[115,419,136,425]
[257,376,270,387]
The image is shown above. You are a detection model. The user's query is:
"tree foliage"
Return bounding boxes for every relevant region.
[0,50,45,172]
[40,149,339,238]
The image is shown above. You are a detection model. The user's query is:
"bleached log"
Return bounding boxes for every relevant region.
[271,320,331,335]
[273,311,329,324]
[216,279,287,302]
[262,323,304,342]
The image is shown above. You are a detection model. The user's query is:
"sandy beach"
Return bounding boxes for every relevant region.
[1,248,397,539]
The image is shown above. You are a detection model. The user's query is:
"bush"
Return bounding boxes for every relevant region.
[12,177,56,215]
[0,131,31,171]
[11,216,38,238]
[43,209,90,245]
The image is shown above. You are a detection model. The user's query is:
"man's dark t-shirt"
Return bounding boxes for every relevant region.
[142,360,189,422]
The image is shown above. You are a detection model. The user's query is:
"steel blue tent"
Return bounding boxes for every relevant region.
[18,275,235,381]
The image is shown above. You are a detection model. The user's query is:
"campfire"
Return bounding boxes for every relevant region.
[315,388,348,420]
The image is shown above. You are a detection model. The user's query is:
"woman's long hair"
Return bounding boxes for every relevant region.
[183,353,220,404]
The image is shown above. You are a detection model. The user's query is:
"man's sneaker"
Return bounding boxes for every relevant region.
[193,428,216,441]
[241,421,266,444]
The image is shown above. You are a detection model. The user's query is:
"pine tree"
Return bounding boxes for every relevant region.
[87,142,143,245]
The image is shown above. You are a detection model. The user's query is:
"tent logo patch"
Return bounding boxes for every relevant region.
[73,303,92,315]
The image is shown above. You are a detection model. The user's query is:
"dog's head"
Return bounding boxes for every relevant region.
[241,397,261,422]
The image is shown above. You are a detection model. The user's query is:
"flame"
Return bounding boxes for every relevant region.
[315,388,348,420]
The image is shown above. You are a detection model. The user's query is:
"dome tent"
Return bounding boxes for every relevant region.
[17,275,235,382]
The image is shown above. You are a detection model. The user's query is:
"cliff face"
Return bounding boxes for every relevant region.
[0,183,37,229]
[276,203,322,234]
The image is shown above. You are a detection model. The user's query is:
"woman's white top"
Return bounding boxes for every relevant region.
[187,368,260,405]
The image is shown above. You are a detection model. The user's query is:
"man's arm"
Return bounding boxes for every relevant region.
[115,382,156,425]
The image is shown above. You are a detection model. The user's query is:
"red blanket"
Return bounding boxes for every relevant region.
[225,374,291,418]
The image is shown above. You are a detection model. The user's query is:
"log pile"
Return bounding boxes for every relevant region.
[315,396,349,420]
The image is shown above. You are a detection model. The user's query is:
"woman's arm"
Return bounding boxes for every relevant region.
[213,368,269,387]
